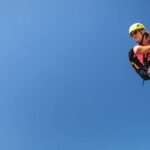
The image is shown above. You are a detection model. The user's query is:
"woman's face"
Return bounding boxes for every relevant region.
[131,30,143,42]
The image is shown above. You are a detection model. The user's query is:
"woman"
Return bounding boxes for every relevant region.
[129,23,150,77]
[129,23,150,80]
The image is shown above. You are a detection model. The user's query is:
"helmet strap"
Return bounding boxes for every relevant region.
[138,30,145,45]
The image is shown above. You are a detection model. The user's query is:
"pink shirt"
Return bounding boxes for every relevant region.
[133,45,150,64]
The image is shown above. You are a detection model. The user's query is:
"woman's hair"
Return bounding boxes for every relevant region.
[144,31,149,40]
[139,28,149,40]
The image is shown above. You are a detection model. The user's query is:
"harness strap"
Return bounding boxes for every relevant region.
[143,53,148,66]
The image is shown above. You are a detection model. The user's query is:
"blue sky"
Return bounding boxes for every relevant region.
[0,0,150,150]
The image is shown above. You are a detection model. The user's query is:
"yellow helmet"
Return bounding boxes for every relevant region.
[129,23,145,35]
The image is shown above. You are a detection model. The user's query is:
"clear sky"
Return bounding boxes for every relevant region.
[0,0,150,150]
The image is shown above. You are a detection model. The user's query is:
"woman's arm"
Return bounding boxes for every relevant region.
[137,45,150,54]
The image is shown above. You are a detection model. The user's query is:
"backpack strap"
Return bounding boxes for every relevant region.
[143,53,149,66]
